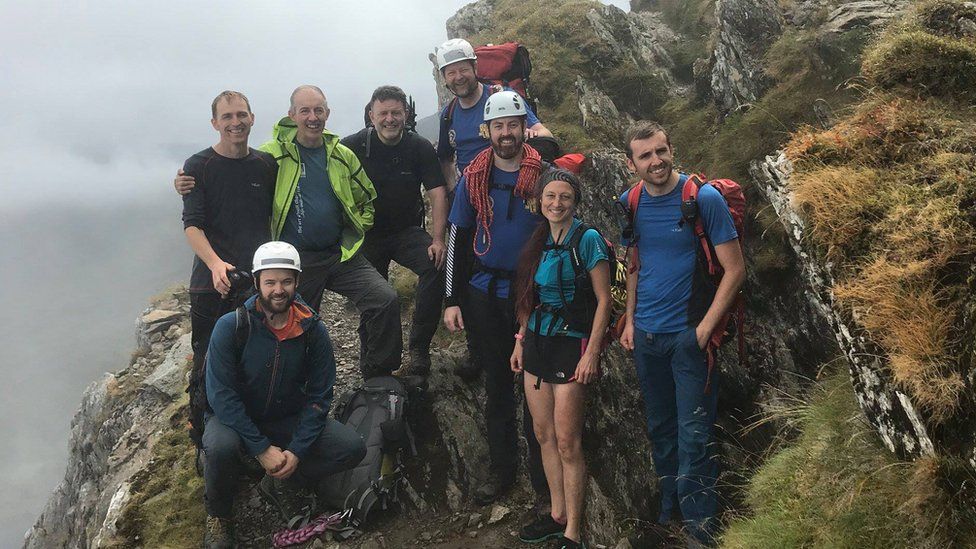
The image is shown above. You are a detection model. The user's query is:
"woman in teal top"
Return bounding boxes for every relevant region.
[511,169,612,549]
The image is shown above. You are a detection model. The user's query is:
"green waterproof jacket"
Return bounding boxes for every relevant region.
[260,117,376,262]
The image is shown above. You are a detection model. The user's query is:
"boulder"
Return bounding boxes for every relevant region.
[710,0,785,115]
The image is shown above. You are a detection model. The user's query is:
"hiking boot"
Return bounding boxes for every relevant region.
[472,472,514,506]
[204,516,235,549]
[258,475,314,527]
[550,535,586,549]
[453,354,481,382]
[407,349,430,377]
[518,513,565,543]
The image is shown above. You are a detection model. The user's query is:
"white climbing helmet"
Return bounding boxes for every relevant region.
[435,38,477,70]
[483,90,527,122]
[252,241,302,273]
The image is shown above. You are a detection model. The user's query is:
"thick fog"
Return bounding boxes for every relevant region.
[0,0,628,545]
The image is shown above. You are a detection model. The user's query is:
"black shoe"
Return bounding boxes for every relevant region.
[472,472,514,506]
[258,475,314,527]
[406,349,431,376]
[204,516,235,549]
[518,513,565,543]
[453,354,481,382]
[550,535,586,549]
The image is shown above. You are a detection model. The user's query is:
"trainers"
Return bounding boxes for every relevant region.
[258,475,313,527]
[518,513,565,543]
[550,535,586,549]
[204,516,235,549]
[453,354,481,382]
[472,472,514,506]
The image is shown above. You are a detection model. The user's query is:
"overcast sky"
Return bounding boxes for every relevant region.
[0,0,628,212]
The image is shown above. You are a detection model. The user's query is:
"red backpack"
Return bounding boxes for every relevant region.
[623,174,746,389]
[443,42,537,124]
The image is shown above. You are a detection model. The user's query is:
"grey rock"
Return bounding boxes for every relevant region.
[710,0,784,115]
[576,76,624,131]
[585,4,676,83]
[446,0,497,39]
[467,512,482,528]
[141,333,191,399]
[488,504,510,524]
[823,0,910,33]
[752,152,936,458]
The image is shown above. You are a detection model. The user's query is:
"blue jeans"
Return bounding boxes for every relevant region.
[633,327,719,545]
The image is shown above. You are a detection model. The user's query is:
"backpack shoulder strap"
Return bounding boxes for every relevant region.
[442,97,459,125]
[626,181,643,224]
[681,174,719,275]
[567,222,595,277]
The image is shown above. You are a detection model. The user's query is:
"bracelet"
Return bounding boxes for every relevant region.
[514,333,524,341]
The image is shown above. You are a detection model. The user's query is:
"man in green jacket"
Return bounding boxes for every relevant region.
[176,85,402,378]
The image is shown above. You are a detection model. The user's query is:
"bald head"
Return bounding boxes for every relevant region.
[289,85,328,111]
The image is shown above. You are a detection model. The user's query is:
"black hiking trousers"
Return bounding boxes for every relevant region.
[464,287,548,496]
[360,226,445,357]
[296,249,402,379]
[202,414,366,518]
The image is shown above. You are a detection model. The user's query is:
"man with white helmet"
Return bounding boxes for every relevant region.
[442,91,551,509]
[201,241,366,549]
[434,38,553,383]
[434,38,552,188]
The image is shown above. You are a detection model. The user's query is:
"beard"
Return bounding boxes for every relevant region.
[491,137,522,160]
[259,291,294,315]
[450,79,478,99]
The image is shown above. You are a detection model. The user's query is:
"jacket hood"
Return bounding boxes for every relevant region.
[244,292,320,332]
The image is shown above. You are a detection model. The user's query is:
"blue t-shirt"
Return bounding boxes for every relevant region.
[448,166,543,298]
[280,142,345,252]
[527,219,609,338]
[437,85,541,174]
[619,175,738,333]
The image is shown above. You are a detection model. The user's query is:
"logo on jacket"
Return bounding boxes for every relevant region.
[448,129,457,149]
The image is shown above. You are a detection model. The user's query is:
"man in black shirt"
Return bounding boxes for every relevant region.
[181,90,277,448]
[341,86,448,375]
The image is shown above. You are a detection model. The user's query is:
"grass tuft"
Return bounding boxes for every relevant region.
[721,371,976,548]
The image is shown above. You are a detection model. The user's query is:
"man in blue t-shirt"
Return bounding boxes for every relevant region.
[433,38,552,190]
[443,91,549,508]
[433,37,553,383]
[618,121,745,545]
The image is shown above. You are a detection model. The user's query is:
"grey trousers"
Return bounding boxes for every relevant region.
[202,414,366,518]
[360,226,445,356]
[297,250,402,378]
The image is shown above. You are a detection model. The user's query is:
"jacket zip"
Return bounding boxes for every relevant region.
[264,342,281,415]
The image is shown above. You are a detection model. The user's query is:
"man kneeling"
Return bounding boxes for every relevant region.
[202,241,366,548]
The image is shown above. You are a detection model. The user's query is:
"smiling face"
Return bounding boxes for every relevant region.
[368,98,406,144]
[540,179,577,225]
[256,268,297,315]
[488,116,525,160]
[288,87,330,146]
[442,60,479,99]
[211,96,254,147]
[626,130,676,191]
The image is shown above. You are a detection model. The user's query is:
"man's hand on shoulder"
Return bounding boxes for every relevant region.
[271,450,300,480]
[257,445,287,475]
[175,169,196,195]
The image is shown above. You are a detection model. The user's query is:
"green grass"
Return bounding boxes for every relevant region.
[721,372,976,549]
[109,404,205,548]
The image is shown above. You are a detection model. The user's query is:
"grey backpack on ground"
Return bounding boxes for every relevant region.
[320,375,415,527]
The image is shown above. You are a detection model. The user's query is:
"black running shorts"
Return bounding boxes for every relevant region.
[522,330,583,385]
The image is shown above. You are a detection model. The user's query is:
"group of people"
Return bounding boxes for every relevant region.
[178,36,744,549]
